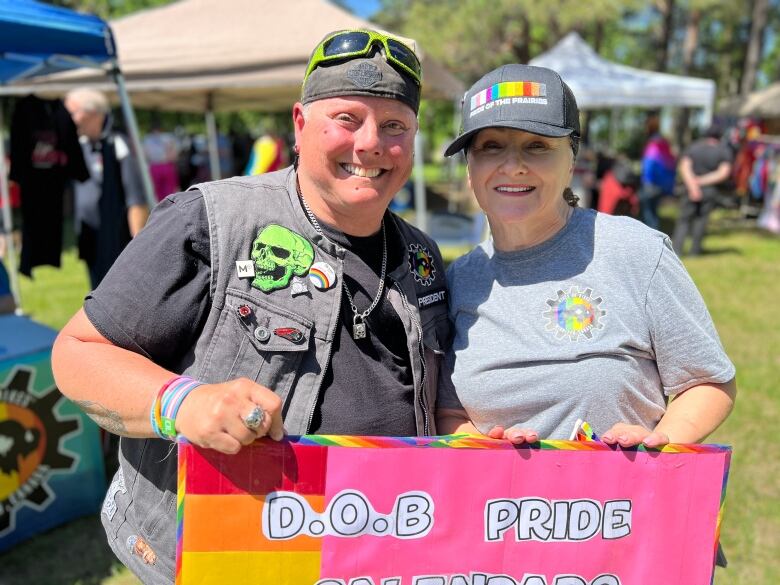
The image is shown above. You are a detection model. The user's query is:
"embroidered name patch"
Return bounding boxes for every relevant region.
[418,288,447,308]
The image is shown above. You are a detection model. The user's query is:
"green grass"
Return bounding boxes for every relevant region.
[17,247,91,330]
[2,208,778,584]
[687,223,780,585]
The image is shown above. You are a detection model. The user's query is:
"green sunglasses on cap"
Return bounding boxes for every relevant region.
[304,29,422,87]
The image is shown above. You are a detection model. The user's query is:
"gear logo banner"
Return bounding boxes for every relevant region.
[176,437,730,585]
[0,314,106,552]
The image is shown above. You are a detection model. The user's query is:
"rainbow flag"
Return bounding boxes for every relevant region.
[570,418,600,442]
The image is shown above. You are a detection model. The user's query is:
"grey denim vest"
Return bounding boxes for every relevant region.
[101,167,451,584]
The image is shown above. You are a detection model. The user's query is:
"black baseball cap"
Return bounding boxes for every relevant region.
[302,47,421,113]
[444,64,580,156]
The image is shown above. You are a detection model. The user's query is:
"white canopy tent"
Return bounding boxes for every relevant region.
[3,0,465,231]
[530,32,716,123]
[738,82,780,118]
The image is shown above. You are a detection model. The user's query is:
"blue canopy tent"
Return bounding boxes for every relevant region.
[0,0,154,307]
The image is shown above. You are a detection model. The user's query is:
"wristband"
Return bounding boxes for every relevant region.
[150,376,203,440]
[160,377,202,438]
[150,379,173,439]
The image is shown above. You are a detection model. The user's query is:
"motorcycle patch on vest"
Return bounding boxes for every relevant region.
[407,243,436,286]
[542,286,607,341]
[250,225,314,293]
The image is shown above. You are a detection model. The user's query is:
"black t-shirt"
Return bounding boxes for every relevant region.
[85,189,415,436]
[10,95,89,276]
[306,210,415,436]
[684,138,733,177]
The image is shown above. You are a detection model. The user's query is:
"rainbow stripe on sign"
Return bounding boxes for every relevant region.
[470,81,547,112]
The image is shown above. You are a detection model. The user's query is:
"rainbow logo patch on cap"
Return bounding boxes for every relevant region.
[469,81,547,116]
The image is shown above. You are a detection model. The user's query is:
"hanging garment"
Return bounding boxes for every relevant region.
[9,95,88,276]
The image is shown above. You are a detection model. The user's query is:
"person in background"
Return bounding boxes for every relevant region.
[244,131,288,175]
[1,152,18,313]
[437,64,735,454]
[64,88,149,289]
[0,257,15,314]
[672,125,733,256]
[596,155,639,217]
[142,116,180,201]
[639,115,676,230]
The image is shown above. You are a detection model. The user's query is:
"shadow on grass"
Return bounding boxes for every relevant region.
[698,246,743,257]
[0,515,136,585]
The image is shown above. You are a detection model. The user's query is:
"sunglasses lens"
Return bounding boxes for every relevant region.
[322,31,371,57]
[387,39,421,77]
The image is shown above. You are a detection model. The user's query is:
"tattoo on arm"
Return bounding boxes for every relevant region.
[73,400,128,435]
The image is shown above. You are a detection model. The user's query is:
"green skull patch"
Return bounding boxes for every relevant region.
[250,225,314,292]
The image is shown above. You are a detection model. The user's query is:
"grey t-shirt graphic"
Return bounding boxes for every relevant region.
[438,208,734,439]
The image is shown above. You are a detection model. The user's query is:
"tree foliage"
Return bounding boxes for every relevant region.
[375,0,643,85]
[375,0,780,95]
[46,0,174,19]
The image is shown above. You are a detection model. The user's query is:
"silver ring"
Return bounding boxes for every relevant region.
[243,405,265,430]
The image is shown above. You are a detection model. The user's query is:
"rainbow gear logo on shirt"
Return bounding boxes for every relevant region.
[542,286,606,341]
[407,244,436,286]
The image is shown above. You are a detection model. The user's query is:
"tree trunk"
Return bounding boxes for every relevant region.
[675,8,701,150]
[509,14,532,64]
[680,8,700,75]
[654,0,675,71]
[592,19,605,54]
[741,0,769,96]
[546,16,562,51]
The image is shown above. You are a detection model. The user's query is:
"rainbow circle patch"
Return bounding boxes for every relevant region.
[308,262,336,290]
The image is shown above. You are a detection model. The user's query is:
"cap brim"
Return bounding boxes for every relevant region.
[444,120,575,157]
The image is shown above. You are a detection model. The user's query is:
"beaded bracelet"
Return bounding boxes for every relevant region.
[150,376,203,440]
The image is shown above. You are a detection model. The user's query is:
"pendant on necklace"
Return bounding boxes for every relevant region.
[352,314,367,340]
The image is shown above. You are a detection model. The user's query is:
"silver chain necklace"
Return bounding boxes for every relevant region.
[299,192,387,340]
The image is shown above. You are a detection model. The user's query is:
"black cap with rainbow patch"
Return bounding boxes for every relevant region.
[444,64,580,156]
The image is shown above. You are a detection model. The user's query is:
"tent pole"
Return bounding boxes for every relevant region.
[413,129,426,233]
[0,102,22,310]
[205,95,221,180]
[111,65,157,208]
[448,97,460,213]
[609,108,619,149]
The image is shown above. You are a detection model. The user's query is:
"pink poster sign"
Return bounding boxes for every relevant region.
[176,436,730,585]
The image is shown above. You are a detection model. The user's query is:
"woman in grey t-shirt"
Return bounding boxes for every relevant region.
[436,64,736,449]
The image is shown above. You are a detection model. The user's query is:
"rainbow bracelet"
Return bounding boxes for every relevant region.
[151,376,203,440]
[150,381,171,439]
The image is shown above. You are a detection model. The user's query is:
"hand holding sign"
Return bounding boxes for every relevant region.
[176,377,284,454]
[601,423,670,449]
